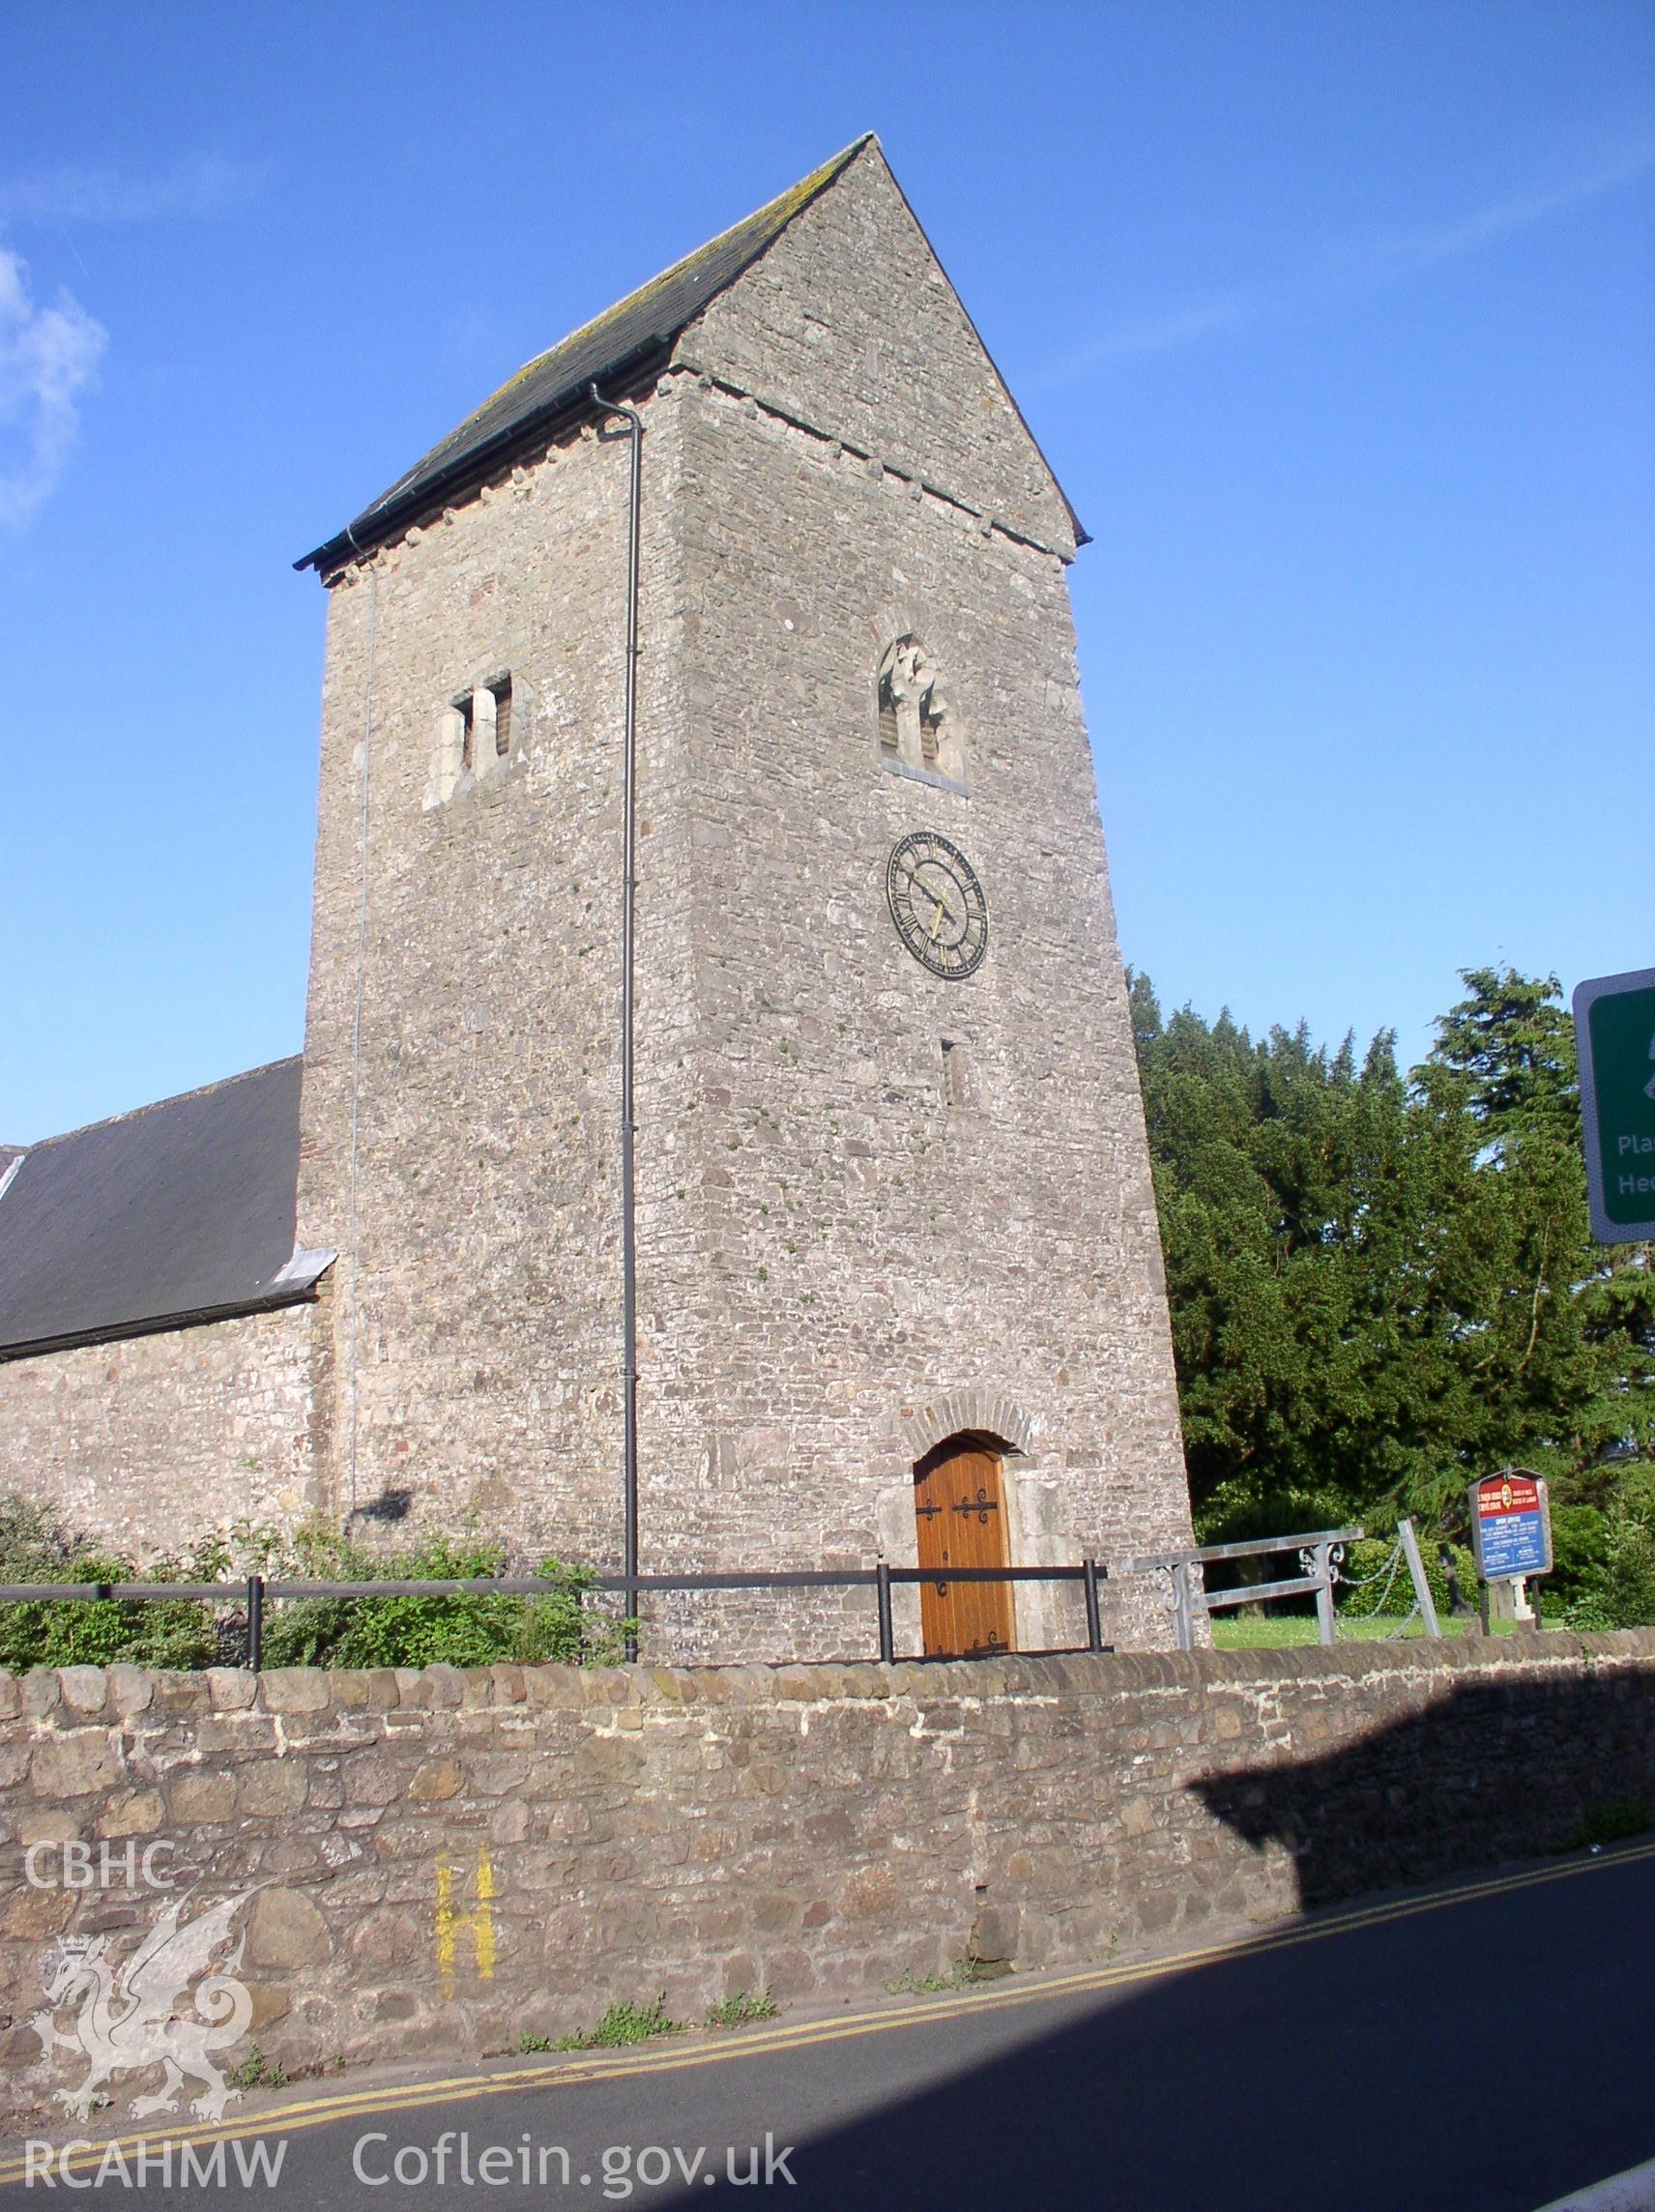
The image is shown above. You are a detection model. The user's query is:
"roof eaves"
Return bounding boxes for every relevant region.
[295,334,672,577]
[297,134,875,578]
[0,1057,310,1359]
[0,1275,331,1366]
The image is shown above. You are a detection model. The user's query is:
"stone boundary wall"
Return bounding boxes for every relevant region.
[3,1633,1652,2127]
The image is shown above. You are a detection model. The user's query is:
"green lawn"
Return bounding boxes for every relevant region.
[1210,1612,1547,1648]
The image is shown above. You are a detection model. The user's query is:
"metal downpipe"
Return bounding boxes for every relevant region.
[590,383,643,1655]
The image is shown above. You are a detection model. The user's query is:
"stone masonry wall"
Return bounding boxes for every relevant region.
[292,138,1193,1659]
[689,141,1078,557]
[0,146,1187,1648]
[0,1305,321,1558]
[4,1633,1651,2128]
[296,406,684,1560]
[636,143,1192,1655]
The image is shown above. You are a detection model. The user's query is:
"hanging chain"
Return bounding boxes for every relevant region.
[1333,1535,1425,1640]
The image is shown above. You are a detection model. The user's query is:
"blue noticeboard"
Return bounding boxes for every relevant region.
[1479,1509,1549,1578]
[1468,1470,1553,1582]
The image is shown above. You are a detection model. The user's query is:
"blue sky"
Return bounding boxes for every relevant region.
[2,1,1651,1142]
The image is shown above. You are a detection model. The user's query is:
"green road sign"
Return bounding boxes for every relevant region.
[1574,968,1655,1243]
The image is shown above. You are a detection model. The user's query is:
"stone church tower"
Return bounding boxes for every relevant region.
[0,136,1192,1655]
[292,134,1193,1651]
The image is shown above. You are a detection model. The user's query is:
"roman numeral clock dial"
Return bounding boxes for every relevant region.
[886,830,989,980]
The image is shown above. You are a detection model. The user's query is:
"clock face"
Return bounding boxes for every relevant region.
[886,830,989,980]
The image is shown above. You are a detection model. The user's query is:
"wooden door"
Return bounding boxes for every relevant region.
[914,1441,1015,1660]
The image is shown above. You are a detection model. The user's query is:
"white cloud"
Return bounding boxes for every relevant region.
[0,248,106,529]
[0,155,261,227]
[1341,134,1655,286]
[1040,131,1655,386]
[1068,291,1258,365]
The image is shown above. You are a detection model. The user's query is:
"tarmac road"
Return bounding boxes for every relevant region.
[6,1843,1653,2212]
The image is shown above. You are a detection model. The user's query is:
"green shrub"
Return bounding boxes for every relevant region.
[0,1497,633,1674]
[1426,1540,1479,1618]
[1336,1537,1407,1618]
[883,1958,1000,1995]
[226,2047,288,2091]
[249,1524,634,1671]
[1336,1532,1476,1621]
[1546,1502,1611,1614]
[1564,1500,1655,1631]
[0,1497,220,1673]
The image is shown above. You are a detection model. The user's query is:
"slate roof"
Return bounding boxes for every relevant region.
[297,136,874,576]
[0,1058,331,1359]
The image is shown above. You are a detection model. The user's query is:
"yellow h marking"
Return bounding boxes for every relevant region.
[435,1848,496,2000]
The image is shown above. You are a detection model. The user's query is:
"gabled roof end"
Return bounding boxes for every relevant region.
[297,134,879,575]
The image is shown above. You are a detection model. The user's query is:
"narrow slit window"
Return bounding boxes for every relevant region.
[920,691,942,763]
[427,672,521,808]
[942,1038,979,1110]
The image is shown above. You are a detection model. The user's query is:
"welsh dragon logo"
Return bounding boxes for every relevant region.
[30,1888,258,2122]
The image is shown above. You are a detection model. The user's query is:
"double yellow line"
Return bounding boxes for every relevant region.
[8,1839,1652,2187]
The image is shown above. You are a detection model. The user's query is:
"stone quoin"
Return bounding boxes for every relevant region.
[0,136,1195,1657]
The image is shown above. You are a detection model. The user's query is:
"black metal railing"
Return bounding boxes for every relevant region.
[0,1528,1358,1669]
[0,1561,1112,1671]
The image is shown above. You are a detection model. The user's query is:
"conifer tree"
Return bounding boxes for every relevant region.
[1130,966,1655,1605]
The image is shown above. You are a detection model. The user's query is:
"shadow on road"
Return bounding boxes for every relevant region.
[646,1850,1655,2212]
[638,1666,1655,2212]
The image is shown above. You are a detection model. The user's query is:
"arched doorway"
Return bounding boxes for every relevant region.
[914,1434,1016,1659]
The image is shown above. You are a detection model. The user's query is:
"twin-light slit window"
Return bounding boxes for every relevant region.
[463,677,512,769]
[427,675,514,808]
[878,636,964,786]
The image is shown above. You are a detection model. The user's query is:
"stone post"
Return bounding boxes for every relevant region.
[470,685,498,780]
